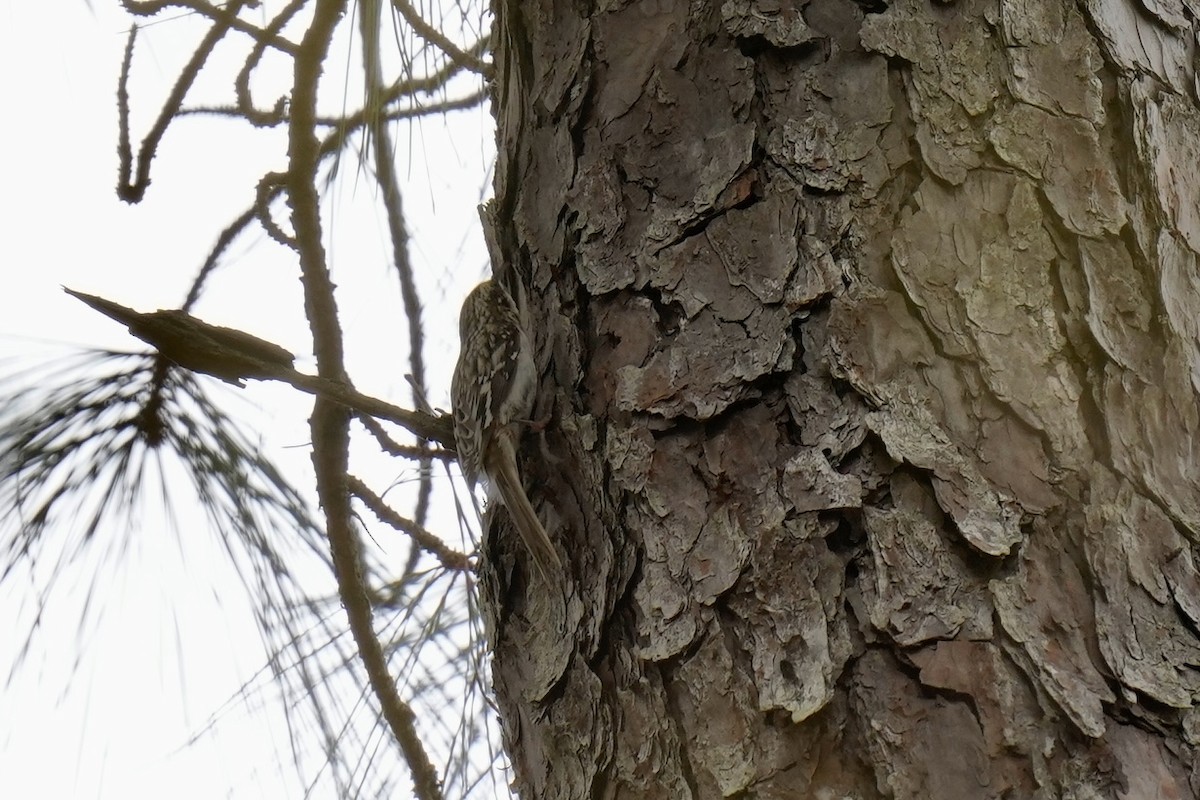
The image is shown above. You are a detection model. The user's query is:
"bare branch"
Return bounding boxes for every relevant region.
[64,288,296,385]
[116,25,137,199]
[358,414,455,461]
[255,171,297,249]
[315,36,491,131]
[359,0,436,533]
[117,0,254,202]
[289,1,443,796]
[63,287,455,446]
[390,0,493,77]
[176,0,300,55]
[121,0,175,14]
[234,0,308,125]
[183,206,257,311]
[349,475,471,572]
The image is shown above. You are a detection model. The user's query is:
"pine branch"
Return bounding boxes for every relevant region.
[63,287,455,448]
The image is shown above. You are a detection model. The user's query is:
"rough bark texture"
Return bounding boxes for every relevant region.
[481,0,1200,797]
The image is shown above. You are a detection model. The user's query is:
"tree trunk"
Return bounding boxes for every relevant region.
[481,0,1200,797]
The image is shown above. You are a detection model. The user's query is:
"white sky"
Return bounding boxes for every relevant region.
[0,2,495,797]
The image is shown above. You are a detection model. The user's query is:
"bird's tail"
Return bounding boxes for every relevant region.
[489,434,562,581]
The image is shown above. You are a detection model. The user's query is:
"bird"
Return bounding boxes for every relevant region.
[450,279,562,581]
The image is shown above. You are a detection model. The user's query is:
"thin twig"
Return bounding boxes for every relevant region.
[358,414,454,460]
[183,206,256,311]
[116,25,137,200]
[390,0,493,77]
[234,0,307,125]
[255,171,296,249]
[359,0,434,535]
[118,0,252,202]
[349,476,471,572]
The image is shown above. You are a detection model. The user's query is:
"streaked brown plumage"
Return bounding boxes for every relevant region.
[450,280,561,580]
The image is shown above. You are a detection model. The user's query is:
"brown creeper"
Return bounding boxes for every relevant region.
[451,279,562,580]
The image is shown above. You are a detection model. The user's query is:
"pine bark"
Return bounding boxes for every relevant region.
[482,1,1200,797]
